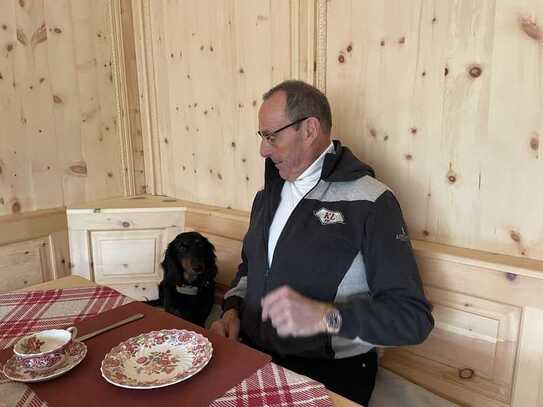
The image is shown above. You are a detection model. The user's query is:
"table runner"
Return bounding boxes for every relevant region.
[0,286,332,407]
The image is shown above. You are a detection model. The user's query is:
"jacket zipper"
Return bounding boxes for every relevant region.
[263,179,322,291]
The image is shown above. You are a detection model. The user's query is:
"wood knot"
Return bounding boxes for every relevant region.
[369,128,377,138]
[447,174,457,184]
[346,44,353,52]
[69,162,88,176]
[53,27,62,34]
[509,230,521,242]
[530,134,539,151]
[518,15,543,42]
[444,66,449,76]
[410,127,417,135]
[458,368,474,380]
[121,221,130,228]
[506,272,518,281]
[468,65,482,78]
[404,154,413,160]
[338,54,345,63]
[398,36,406,45]
[11,201,21,213]
[53,95,63,104]
[422,230,430,237]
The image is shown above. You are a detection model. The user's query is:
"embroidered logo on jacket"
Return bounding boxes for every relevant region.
[395,227,410,242]
[314,208,345,225]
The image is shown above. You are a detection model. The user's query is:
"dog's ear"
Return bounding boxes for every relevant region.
[161,240,182,283]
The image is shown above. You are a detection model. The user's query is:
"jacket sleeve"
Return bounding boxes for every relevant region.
[335,190,434,346]
[221,191,262,314]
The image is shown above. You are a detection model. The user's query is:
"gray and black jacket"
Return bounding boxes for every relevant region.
[223,140,434,359]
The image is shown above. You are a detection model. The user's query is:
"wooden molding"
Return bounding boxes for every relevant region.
[108,0,135,196]
[290,0,316,84]
[315,0,327,92]
[131,0,162,195]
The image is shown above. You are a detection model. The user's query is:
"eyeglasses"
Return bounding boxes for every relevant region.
[256,116,310,145]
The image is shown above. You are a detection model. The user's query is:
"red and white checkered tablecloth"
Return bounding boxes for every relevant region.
[0,286,332,407]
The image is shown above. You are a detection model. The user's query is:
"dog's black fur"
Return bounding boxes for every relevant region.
[147,232,217,326]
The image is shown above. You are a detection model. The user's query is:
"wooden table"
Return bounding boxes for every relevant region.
[21,276,361,407]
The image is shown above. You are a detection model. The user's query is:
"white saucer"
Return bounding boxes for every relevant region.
[3,341,87,383]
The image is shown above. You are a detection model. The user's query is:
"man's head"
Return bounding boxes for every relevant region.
[258,80,332,181]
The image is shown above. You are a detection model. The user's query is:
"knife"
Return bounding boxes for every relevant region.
[76,313,145,342]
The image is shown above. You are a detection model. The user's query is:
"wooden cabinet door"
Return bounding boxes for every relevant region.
[381,286,521,406]
[90,229,165,287]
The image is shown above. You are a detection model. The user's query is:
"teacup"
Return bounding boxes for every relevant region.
[13,327,78,371]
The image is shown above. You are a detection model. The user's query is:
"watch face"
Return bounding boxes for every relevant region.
[325,309,341,333]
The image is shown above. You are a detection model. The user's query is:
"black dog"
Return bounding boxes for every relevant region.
[148,232,217,326]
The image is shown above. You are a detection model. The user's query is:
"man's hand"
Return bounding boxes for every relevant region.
[209,309,240,340]
[261,286,330,337]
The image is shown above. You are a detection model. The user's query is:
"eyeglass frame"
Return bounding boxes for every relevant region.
[256,116,311,145]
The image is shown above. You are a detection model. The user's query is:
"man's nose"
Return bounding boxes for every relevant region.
[260,139,272,158]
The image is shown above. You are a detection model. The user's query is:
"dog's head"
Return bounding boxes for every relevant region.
[162,232,217,286]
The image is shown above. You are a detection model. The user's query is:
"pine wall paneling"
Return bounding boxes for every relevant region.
[132,0,317,210]
[325,0,543,261]
[0,0,137,289]
[0,0,134,217]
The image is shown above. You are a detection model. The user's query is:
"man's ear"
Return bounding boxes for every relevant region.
[304,117,320,143]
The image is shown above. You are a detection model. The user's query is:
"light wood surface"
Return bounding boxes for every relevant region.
[126,0,543,264]
[0,0,132,216]
[131,0,315,210]
[20,275,361,407]
[0,207,69,291]
[324,0,543,262]
[67,196,185,301]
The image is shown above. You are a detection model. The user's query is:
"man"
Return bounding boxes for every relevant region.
[210,80,434,405]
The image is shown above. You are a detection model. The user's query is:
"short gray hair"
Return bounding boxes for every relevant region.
[263,80,332,134]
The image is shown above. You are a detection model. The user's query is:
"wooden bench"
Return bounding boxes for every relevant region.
[177,199,543,407]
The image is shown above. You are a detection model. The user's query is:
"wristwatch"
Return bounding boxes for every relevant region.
[323,307,342,334]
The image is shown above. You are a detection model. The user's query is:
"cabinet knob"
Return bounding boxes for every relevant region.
[121,221,130,228]
[458,368,474,379]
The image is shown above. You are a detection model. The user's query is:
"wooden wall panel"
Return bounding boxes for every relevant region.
[0,0,133,217]
[130,0,541,262]
[0,208,69,291]
[325,0,543,261]
[134,0,315,210]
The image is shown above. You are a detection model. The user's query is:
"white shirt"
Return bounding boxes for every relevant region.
[267,142,335,266]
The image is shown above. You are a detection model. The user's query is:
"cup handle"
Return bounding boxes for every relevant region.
[67,326,78,340]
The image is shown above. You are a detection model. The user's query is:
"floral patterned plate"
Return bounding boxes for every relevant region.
[3,341,87,383]
[100,329,213,389]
